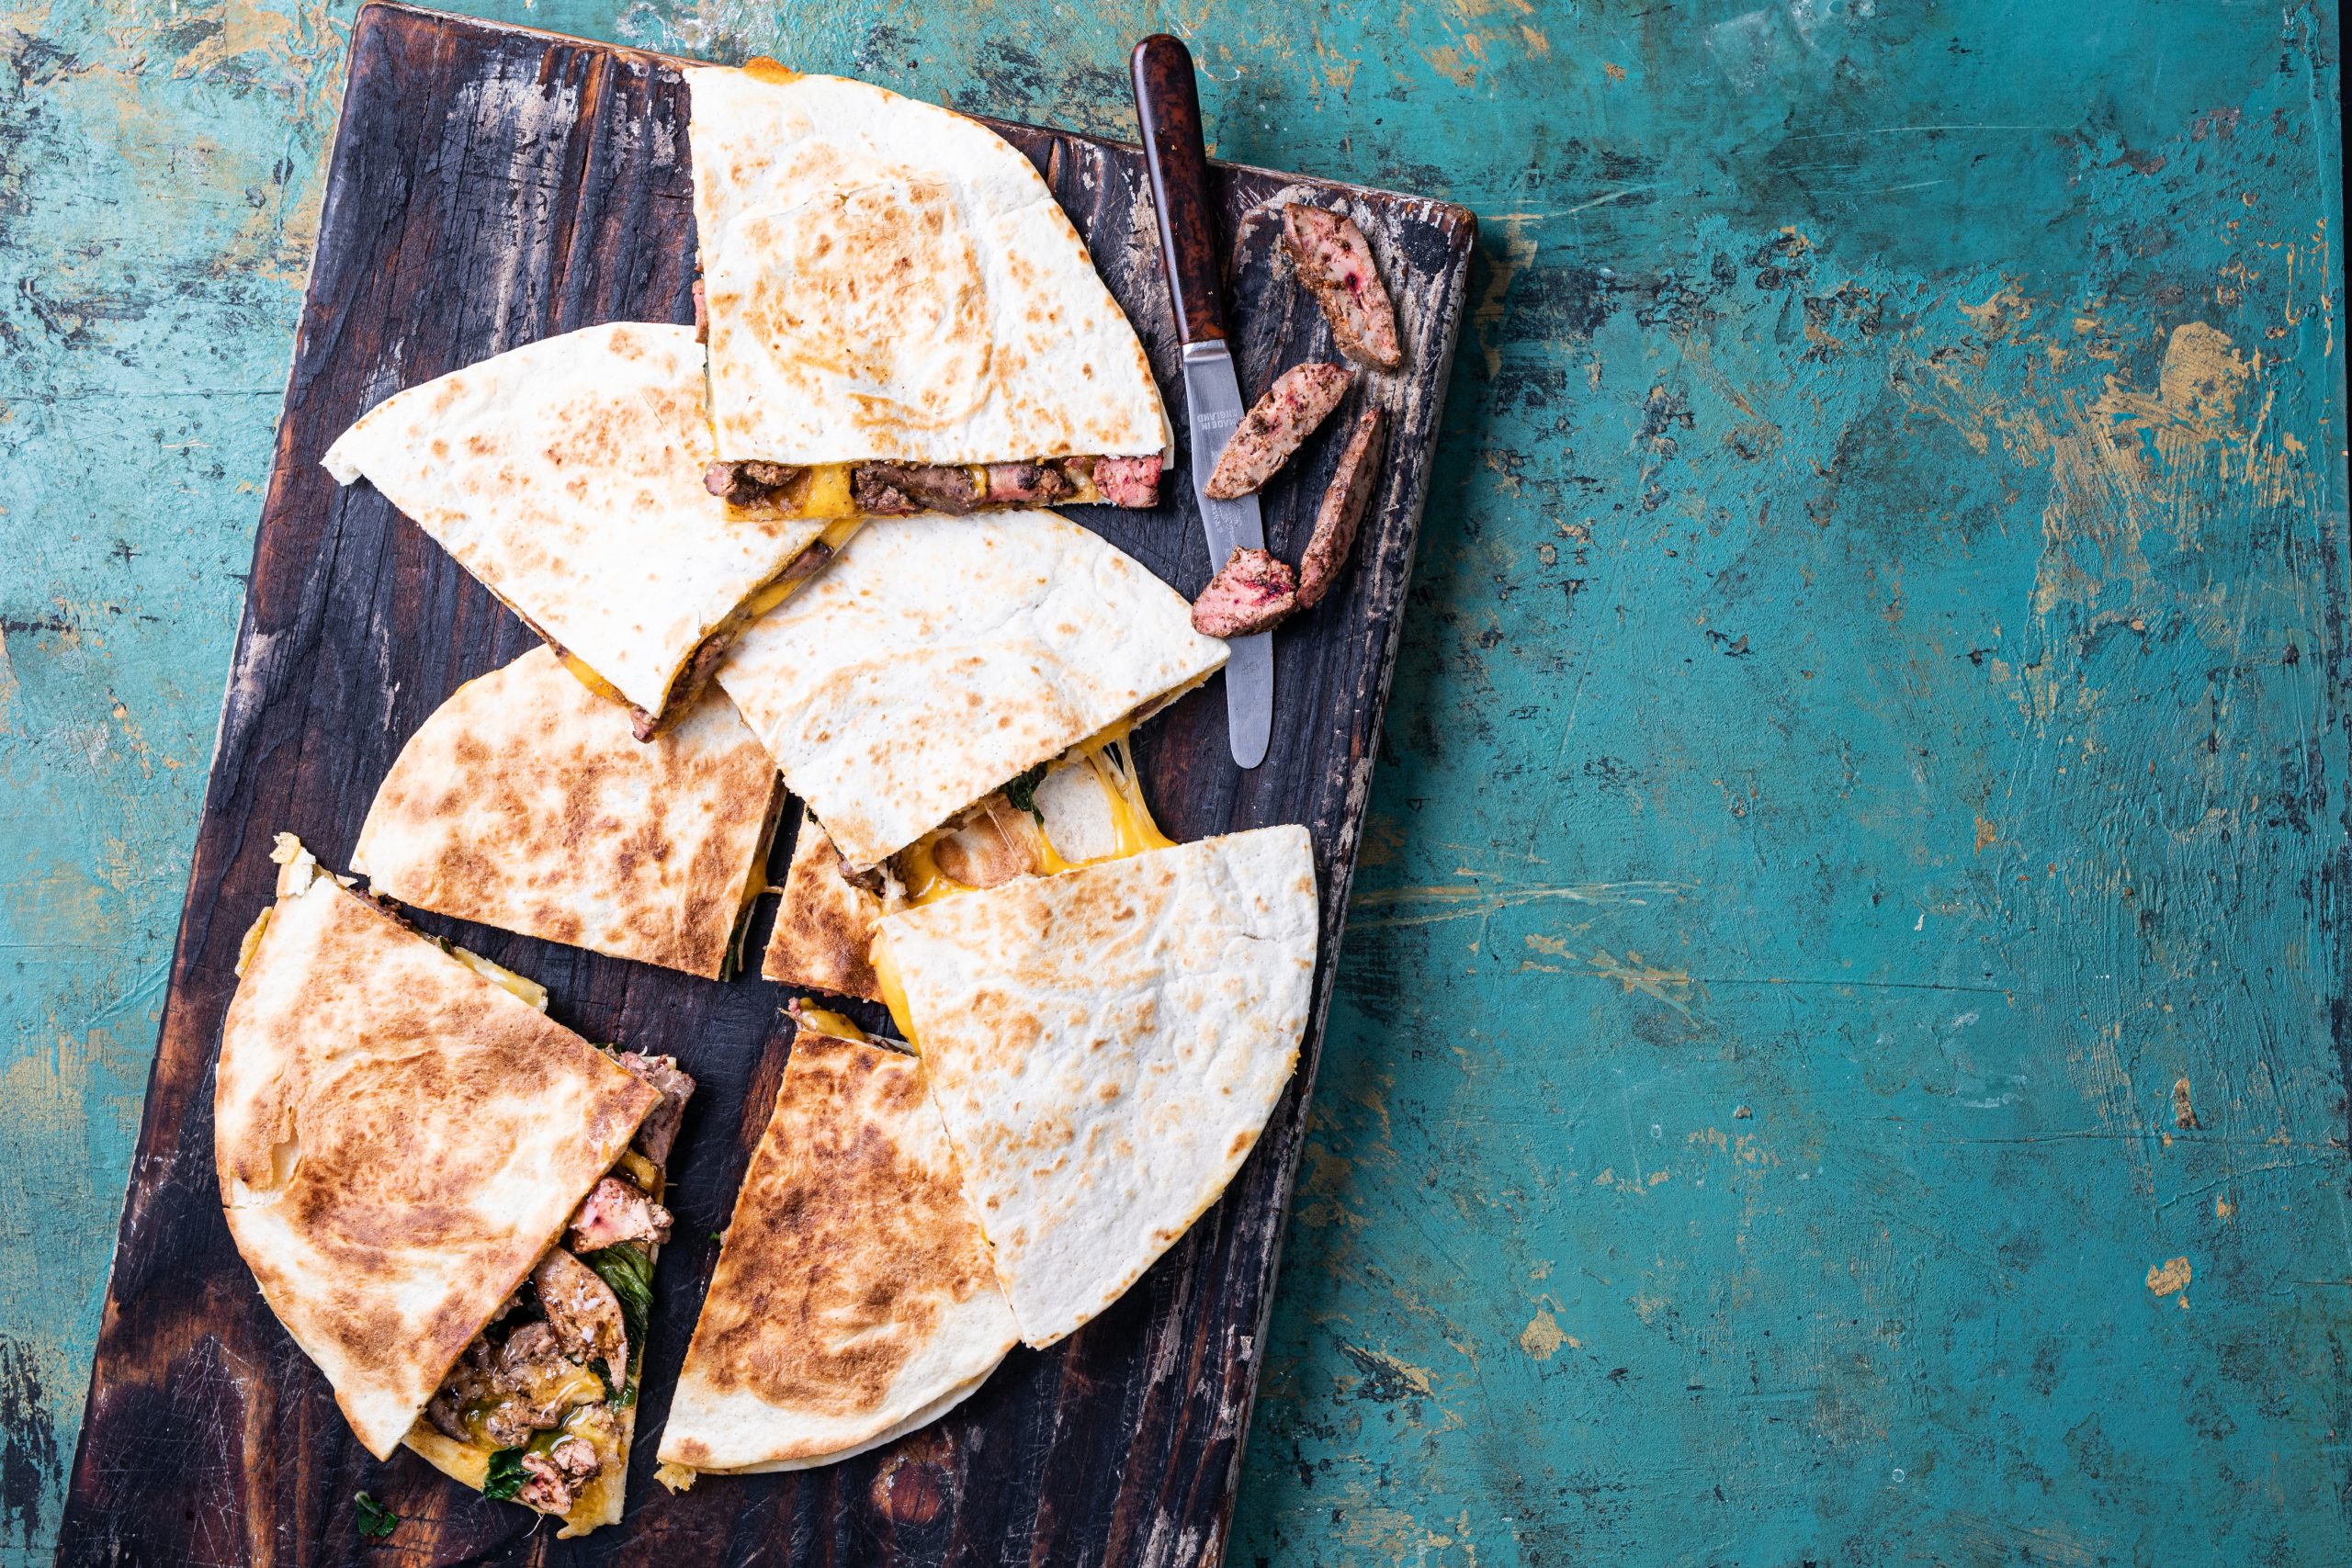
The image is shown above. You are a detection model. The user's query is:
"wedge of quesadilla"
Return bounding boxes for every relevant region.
[219,835,695,1536]
[352,645,784,979]
[717,510,1226,874]
[322,321,859,739]
[870,828,1319,1347]
[762,721,1172,1001]
[686,62,1170,516]
[655,1004,1017,1483]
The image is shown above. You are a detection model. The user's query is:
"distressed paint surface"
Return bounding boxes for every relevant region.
[1,2,2344,1565]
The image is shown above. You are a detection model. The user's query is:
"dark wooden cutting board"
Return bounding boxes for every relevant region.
[54,5,1474,1562]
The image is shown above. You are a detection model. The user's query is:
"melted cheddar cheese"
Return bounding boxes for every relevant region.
[560,653,628,706]
[875,722,1177,1044]
[872,936,917,1048]
[235,908,271,976]
[791,1002,870,1042]
[447,944,549,1010]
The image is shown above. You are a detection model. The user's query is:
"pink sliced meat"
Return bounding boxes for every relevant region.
[1282,204,1403,371]
[1192,547,1299,637]
[531,1247,629,1383]
[1092,454,1162,508]
[1204,363,1352,501]
[517,1436,600,1514]
[566,1176,673,1252]
[616,1051,694,1162]
[981,460,1076,504]
[1296,403,1388,609]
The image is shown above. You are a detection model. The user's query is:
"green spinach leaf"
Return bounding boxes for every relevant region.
[481,1448,528,1502]
[582,1242,652,1370]
[1002,763,1048,820]
[353,1492,398,1540]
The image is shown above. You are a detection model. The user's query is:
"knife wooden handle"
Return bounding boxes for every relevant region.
[1131,34,1227,344]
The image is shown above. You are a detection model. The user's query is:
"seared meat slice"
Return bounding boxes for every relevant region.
[425,1337,500,1442]
[532,1248,629,1383]
[1204,364,1352,501]
[854,463,978,515]
[615,1052,695,1163]
[703,459,807,511]
[1092,454,1162,508]
[929,796,1044,889]
[474,1323,583,1447]
[981,460,1076,505]
[567,1175,673,1252]
[1282,204,1403,371]
[1192,548,1298,637]
[1297,404,1388,609]
[516,1435,601,1514]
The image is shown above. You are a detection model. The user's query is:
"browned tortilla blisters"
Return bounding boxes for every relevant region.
[1298,403,1388,609]
[1204,361,1354,500]
[1282,203,1403,371]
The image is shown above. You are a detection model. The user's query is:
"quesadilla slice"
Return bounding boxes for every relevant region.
[656,1004,1017,1483]
[717,510,1226,874]
[352,645,784,979]
[871,828,1319,1347]
[219,835,695,1536]
[687,63,1170,516]
[322,321,859,739]
[762,721,1171,1001]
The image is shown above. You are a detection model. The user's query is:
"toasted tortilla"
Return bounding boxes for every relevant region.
[352,646,783,979]
[215,836,658,1460]
[321,321,833,728]
[686,64,1168,468]
[715,510,1226,870]
[875,828,1319,1347]
[763,807,891,997]
[763,746,1160,1002]
[658,1024,1018,1474]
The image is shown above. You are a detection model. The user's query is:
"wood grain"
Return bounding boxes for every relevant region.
[55,5,1473,1563]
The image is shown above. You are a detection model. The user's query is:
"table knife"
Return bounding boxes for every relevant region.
[1131,32,1273,770]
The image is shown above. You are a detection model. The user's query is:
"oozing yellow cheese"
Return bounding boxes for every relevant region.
[791,1002,869,1043]
[235,908,272,976]
[892,721,1173,911]
[802,466,858,519]
[447,945,549,1010]
[742,56,801,84]
[876,721,1177,1047]
[655,1461,699,1494]
[871,937,918,1049]
[560,653,628,705]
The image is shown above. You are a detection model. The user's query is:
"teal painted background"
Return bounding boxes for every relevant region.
[2,0,2345,1562]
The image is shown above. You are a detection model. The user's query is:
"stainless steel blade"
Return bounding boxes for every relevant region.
[1181,340,1273,769]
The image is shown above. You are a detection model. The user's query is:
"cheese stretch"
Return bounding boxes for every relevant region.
[874,719,1173,1044]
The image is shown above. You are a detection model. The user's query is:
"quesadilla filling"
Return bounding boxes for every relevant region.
[704,455,1163,517]
[866,723,1175,1043]
[404,1051,695,1531]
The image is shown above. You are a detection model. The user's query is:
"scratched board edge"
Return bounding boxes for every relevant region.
[1190,227,1476,1562]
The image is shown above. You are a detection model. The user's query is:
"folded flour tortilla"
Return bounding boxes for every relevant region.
[685,64,1169,514]
[322,321,846,735]
[216,837,658,1461]
[352,645,783,979]
[715,510,1225,871]
[872,828,1319,1346]
[657,1011,1017,1478]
